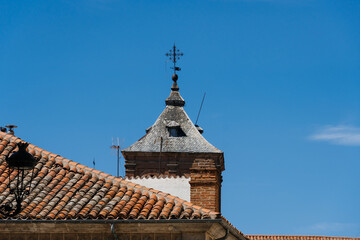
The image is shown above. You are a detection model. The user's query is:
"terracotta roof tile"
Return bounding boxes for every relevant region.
[129,193,149,219]
[149,196,165,219]
[159,199,175,219]
[0,132,219,221]
[180,207,193,219]
[169,202,183,219]
[191,210,201,219]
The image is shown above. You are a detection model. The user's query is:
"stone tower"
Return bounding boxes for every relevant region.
[122,47,224,212]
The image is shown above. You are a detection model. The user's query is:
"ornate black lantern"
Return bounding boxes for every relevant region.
[0,142,38,216]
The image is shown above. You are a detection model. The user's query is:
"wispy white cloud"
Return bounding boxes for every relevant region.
[309,222,358,232]
[211,0,309,4]
[296,222,360,236]
[309,125,360,146]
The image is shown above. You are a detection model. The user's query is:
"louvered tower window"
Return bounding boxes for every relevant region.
[168,126,186,137]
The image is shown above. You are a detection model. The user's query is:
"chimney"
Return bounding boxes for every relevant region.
[190,159,222,212]
[5,125,17,136]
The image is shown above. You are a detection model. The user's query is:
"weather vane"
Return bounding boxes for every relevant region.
[165,44,183,74]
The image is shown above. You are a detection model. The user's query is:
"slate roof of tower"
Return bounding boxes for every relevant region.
[123,76,222,154]
[0,132,219,220]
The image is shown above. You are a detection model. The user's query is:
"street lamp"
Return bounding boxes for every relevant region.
[0,142,38,217]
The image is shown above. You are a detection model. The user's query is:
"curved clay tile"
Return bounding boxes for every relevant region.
[28,169,67,218]
[59,175,99,219]
[159,199,175,219]
[191,210,201,219]
[89,182,120,219]
[179,207,193,219]
[19,168,53,217]
[55,173,89,220]
[149,196,165,219]
[46,172,82,218]
[0,139,9,153]
[76,178,106,218]
[169,202,183,219]
[128,193,149,219]
[119,190,142,219]
[79,180,113,218]
[138,193,157,219]
[100,185,127,219]
[37,171,76,218]
[108,188,134,219]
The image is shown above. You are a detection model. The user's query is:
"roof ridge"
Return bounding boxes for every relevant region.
[0,131,220,219]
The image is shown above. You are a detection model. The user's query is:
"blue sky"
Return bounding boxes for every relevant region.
[1,0,359,237]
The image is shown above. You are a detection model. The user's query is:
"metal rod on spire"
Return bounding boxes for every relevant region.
[165,44,183,74]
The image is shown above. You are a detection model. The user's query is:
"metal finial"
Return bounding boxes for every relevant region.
[165,44,183,75]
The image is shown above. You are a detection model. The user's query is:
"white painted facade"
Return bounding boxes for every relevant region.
[126,176,191,202]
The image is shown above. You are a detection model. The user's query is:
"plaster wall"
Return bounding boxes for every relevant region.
[126,176,190,201]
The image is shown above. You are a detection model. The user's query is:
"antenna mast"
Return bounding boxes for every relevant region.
[110,138,122,178]
[195,92,206,126]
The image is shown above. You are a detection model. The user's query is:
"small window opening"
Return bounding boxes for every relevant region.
[168,126,186,137]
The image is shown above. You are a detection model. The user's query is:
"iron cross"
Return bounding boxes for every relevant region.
[165,44,184,74]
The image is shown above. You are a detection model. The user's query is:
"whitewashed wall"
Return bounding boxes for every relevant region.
[126,176,190,202]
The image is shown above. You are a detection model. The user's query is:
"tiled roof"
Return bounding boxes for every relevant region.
[123,79,222,154]
[247,236,360,240]
[0,132,219,220]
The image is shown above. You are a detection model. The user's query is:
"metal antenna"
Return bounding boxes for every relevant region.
[93,158,95,169]
[110,137,122,178]
[195,92,206,126]
[165,43,183,74]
